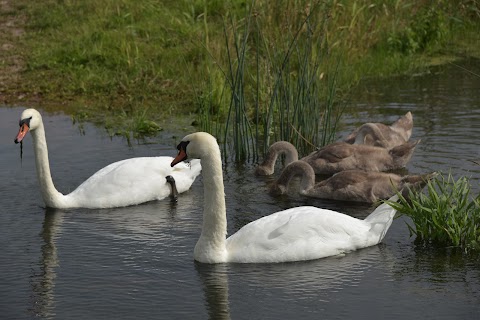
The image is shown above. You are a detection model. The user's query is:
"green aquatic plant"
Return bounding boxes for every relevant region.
[387,173,480,252]
[104,108,162,145]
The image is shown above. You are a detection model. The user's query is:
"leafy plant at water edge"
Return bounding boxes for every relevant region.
[104,108,162,145]
[387,6,448,54]
[387,173,480,252]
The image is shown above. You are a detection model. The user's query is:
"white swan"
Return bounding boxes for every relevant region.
[14,108,201,209]
[171,132,399,264]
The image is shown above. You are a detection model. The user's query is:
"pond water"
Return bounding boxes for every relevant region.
[1,60,480,319]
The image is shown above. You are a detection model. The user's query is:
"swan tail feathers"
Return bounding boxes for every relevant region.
[364,195,398,224]
[364,195,399,242]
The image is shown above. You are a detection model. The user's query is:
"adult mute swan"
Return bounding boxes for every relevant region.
[344,112,413,149]
[270,160,436,203]
[256,140,419,176]
[171,132,399,264]
[14,108,201,209]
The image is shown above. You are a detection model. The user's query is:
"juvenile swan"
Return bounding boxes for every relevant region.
[255,141,298,176]
[301,141,419,175]
[256,140,419,176]
[14,108,201,209]
[344,112,413,148]
[171,132,399,264]
[270,160,436,203]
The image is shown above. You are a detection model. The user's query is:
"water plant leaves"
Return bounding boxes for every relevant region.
[393,172,480,253]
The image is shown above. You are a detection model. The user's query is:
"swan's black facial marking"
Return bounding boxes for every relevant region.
[19,116,32,128]
[15,117,33,156]
[171,140,190,167]
[176,140,191,160]
[176,140,190,153]
[15,116,32,145]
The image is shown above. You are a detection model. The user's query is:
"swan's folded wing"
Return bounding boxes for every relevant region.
[226,206,370,263]
[67,157,200,208]
[170,159,202,193]
[316,143,354,162]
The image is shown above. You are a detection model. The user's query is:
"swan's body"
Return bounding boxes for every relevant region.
[301,141,419,175]
[256,140,419,176]
[14,108,201,209]
[271,160,435,203]
[171,132,399,264]
[344,112,413,148]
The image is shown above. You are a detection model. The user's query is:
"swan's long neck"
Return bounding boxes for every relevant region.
[31,123,65,208]
[256,141,298,175]
[354,124,388,146]
[195,145,228,263]
[276,161,315,194]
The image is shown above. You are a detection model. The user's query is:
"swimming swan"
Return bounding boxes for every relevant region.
[171,132,399,264]
[256,140,419,176]
[255,141,298,176]
[14,108,201,209]
[301,141,419,175]
[344,112,413,148]
[270,160,435,203]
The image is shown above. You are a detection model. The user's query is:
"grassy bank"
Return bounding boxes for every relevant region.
[2,0,480,152]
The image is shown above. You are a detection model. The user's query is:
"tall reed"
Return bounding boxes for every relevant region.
[199,1,343,162]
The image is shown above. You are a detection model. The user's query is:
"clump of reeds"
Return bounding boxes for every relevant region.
[387,173,480,252]
[198,1,343,162]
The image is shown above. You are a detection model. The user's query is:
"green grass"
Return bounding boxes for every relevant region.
[4,0,480,152]
[387,173,480,253]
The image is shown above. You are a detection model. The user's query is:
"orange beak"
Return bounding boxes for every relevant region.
[15,123,30,144]
[171,148,187,167]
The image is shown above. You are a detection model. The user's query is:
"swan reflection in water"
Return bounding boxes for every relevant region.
[30,208,64,318]
[195,243,397,319]
[195,263,231,320]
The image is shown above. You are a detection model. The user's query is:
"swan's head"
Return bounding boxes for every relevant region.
[269,183,287,196]
[392,111,413,139]
[171,132,218,167]
[14,108,42,144]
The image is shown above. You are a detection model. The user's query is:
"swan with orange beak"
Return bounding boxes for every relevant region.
[13,108,201,209]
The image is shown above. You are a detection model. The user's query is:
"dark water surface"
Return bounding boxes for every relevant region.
[1,61,480,319]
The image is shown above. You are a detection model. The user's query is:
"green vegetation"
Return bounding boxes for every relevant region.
[388,173,480,253]
[197,3,343,161]
[3,0,480,155]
